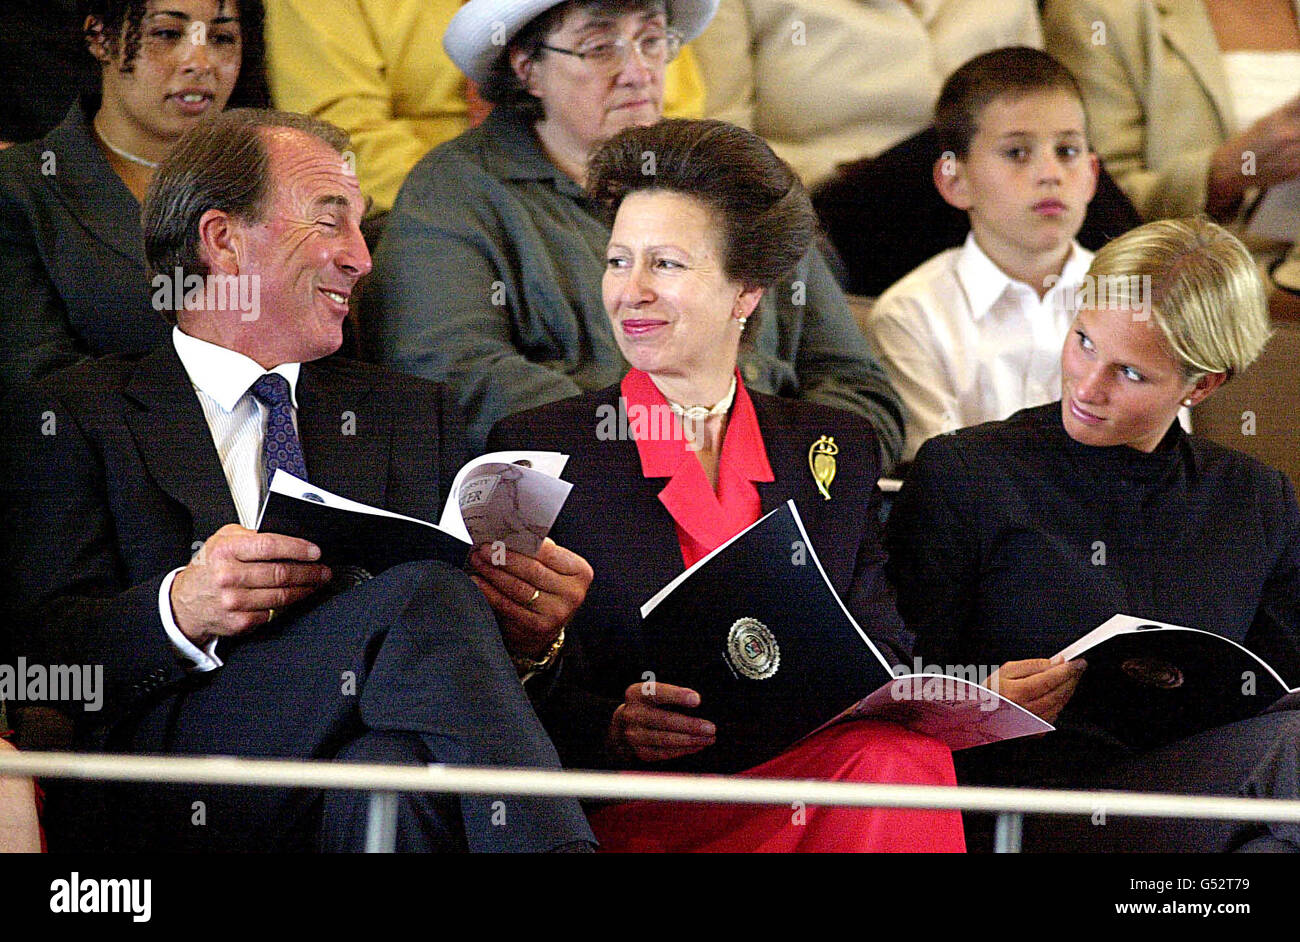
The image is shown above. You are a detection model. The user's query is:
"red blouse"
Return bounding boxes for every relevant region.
[595,370,965,853]
[621,368,773,569]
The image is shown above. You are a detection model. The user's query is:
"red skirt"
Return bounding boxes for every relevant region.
[588,721,966,853]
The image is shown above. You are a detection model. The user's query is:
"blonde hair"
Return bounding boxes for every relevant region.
[1084,217,1270,378]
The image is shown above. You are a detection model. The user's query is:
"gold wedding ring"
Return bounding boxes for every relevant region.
[526,589,541,609]
[267,607,277,623]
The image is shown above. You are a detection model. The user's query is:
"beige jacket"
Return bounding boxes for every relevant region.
[1043,0,1300,222]
[692,0,1041,187]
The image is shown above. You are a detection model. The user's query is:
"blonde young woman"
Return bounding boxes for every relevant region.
[887,218,1300,852]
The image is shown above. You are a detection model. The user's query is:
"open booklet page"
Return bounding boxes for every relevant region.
[438,451,571,556]
[256,469,471,573]
[639,500,1049,772]
[257,454,572,573]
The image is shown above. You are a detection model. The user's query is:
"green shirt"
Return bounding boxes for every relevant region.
[361,107,904,469]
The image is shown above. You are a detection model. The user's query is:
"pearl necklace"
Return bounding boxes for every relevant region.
[664,374,737,422]
[93,118,160,169]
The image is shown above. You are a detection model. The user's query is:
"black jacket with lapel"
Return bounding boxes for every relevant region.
[1,342,463,733]
[489,381,912,771]
[0,96,168,392]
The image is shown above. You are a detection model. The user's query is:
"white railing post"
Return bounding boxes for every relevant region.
[993,811,1023,853]
[364,791,398,853]
[4,752,1300,843]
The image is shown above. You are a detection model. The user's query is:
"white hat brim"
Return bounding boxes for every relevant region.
[444,0,719,86]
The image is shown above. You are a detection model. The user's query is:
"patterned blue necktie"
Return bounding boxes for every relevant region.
[251,372,308,489]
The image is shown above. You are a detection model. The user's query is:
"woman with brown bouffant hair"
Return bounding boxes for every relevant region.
[490,119,966,853]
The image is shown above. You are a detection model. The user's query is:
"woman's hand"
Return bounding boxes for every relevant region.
[985,655,1086,724]
[608,682,717,763]
[1208,94,1300,218]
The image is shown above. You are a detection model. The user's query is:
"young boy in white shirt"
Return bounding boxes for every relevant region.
[868,47,1099,462]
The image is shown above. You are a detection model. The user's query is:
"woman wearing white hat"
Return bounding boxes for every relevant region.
[359,0,904,469]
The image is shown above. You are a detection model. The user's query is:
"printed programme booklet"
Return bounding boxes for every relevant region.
[638,500,1050,772]
[1055,613,1300,749]
[256,452,571,574]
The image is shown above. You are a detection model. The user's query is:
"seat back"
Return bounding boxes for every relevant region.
[1193,321,1300,489]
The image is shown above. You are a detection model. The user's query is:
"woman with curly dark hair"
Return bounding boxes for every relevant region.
[0,0,267,392]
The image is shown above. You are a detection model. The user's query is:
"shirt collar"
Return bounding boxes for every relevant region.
[622,368,773,483]
[479,108,588,196]
[1055,241,1094,302]
[956,233,1091,322]
[172,327,301,412]
[1041,399,1194,488]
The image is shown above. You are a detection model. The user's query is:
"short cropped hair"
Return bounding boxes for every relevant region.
[479,0,667,122]
[935,46,1085,159]
[586,118,815,289]
[1085,218,1270,378]
[143,109,350,323]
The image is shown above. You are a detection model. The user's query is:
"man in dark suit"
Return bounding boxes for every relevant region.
[1,108,594,852]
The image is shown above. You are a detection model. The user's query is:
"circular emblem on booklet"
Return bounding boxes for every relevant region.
[726,617,780,680]
[1120,656,1184,689]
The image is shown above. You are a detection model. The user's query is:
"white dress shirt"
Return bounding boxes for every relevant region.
[1221,52,1300,130]
[868,234,1094,461]
[158,328,302,669]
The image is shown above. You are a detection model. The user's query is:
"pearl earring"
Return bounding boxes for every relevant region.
[1182,398,1194,407]
[736,315,749,329]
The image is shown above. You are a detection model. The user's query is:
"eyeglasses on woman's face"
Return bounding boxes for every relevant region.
[539,28,683,73]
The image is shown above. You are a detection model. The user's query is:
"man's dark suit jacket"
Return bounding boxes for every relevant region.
[490,381,913,773]
[2,342,464,734]
[1,344,602,852]
[0,96,167,393]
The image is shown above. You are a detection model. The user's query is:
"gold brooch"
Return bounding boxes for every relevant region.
[808,435,838,500]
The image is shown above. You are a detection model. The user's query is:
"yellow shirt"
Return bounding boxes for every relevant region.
[265,0,705,214]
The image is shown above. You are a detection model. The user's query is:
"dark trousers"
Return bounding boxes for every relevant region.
[1025,709,1300,852]
[47,561,594,852]
[961,710,1300,852]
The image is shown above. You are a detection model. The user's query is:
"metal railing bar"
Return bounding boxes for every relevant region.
[2,752,1299,825]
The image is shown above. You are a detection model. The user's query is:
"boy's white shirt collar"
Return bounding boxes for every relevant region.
[172,326,302,412]
[955,233,1092,322]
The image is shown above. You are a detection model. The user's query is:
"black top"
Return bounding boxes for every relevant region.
[490,382,909,772]
[0,96,165,394]
[885,401,1300,784]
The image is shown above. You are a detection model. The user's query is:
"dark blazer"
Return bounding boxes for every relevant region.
[1,342,605,853]
[489,381,912,772]
[1,342,465,732]
[885,403,1300,787]
[0,96,166,394]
